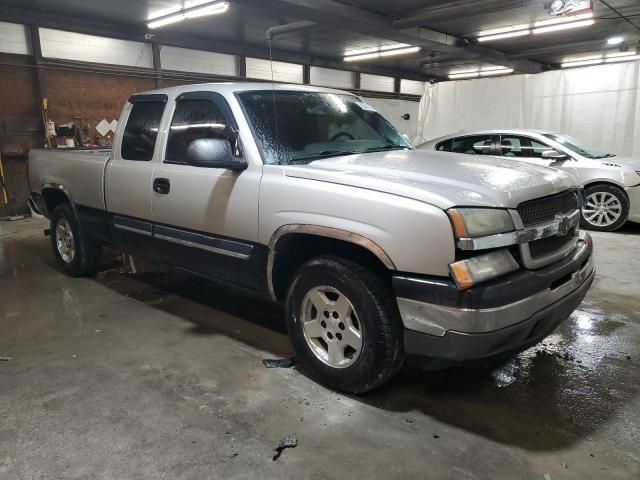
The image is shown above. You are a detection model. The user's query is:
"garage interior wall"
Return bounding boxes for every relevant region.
[414,62,640,157]
[0,23,423,216]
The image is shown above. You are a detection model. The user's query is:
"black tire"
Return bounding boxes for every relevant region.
[50,203,101,277]
[580,184,629,232]
[285,256,404,394]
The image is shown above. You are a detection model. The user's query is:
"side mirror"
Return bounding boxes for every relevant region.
[186,138,248,171]
[542,149,569,161]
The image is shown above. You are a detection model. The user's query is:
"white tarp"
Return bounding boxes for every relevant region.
[364,97,420,139]
[414,62,640,157]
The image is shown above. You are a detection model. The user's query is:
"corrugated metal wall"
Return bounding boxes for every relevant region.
[0,21,31,55]
[39,28,153,68]
[310,67,355,89]
[245,58,303,83]
[160,46,238,76]
[360,74,395,93]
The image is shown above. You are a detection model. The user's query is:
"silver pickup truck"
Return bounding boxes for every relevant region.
[29,82,595,393]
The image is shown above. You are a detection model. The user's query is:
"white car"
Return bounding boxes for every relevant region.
[419,130,640,231]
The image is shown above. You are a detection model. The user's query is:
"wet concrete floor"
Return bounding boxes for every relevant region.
[1,218,639,479]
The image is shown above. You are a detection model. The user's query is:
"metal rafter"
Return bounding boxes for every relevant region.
[233,0,543,73]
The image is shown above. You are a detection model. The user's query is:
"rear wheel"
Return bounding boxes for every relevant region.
[50,203,101,276]
[285,256,404,393]
[580,184,629,232]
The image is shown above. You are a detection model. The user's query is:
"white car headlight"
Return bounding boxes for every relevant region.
[448,208,514,238]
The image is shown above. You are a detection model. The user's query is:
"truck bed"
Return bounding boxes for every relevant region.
[29,148,111,212]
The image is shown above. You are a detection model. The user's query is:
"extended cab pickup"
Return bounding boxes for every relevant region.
[29,83,595,393]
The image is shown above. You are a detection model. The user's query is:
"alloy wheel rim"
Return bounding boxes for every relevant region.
[300,285,363,369]
[583,192,622,227]
[55,219,76,263]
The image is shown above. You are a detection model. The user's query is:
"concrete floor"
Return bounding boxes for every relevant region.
[1,218,638,480]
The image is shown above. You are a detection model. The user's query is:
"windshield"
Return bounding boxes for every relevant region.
[237,91,411,165]
[543,133,612,159]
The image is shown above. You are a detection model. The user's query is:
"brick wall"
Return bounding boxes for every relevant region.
[0,55,156,216]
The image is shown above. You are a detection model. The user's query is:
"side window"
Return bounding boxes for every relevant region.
[121,101,165,161]
[166,99,233,164]
[436,139,452,152]
[451,135,493,155]
[500,135,553,158]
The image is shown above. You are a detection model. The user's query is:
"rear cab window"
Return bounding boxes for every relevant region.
[121,94,167,161]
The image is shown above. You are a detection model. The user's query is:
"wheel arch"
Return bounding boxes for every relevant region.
[41,184,77,217]
[582,180,630,202]
[267,225,395,302]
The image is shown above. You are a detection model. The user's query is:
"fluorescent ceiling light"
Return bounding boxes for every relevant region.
[344,45,419,62]
[477,12,595,42]
[148,1,229,29]
[533,19,594,34]
[478,24,531,36]
[148,16,185,29]
[449,65,513,79]
[607,36,624,45]
[478,30,530,42]
[480,68,514,76]
[379,46,420,57]
[449,72,480,79]
[533,12,593,27]
[605,54,640,63]
[606,51,632,58]
[561,57,603,68]
[343,52,381,62]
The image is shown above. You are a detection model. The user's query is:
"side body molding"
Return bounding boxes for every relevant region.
[266,224,396,301]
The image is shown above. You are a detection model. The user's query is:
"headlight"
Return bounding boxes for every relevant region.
[449,249,519,290]
[448,208,514,238]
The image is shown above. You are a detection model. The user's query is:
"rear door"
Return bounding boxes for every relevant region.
[105,94,167,252]
[151,91,261,288]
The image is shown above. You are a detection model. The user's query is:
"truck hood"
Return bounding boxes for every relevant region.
[284,150,576,210]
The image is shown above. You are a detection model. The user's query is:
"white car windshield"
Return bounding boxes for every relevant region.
[238,91,411,165]
[543,134,613,159]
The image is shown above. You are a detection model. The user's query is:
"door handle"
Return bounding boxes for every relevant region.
[153,178,170,194]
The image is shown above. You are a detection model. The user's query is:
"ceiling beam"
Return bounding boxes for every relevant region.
[233,0,544,73]
[235,0,462,48]
[507,40,626,59]
[0,5,433,82]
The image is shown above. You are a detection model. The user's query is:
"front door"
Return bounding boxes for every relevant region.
[105,94,167,254]
[151,91,261,288]
[498,134,577,176]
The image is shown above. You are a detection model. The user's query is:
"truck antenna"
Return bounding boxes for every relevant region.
[267,36,280,164]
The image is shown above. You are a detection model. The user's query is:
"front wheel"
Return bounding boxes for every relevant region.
[285,256,404,393]
[50,203,101,277]
[580,184,629,232]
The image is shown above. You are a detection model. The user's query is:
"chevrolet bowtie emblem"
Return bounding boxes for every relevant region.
[556,214,571,236]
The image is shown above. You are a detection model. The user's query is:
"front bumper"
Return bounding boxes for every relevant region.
[394,231,594,362]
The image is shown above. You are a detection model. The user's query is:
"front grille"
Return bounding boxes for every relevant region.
[528,230,575,259]
[517,190,578,227]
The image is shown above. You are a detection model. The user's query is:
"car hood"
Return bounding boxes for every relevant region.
[284,150,576,210]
